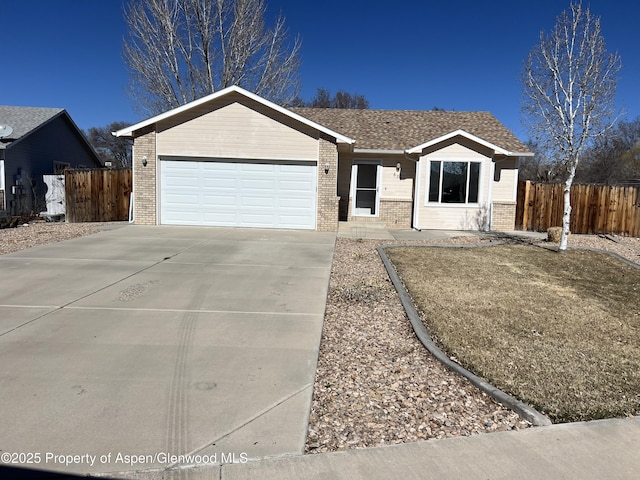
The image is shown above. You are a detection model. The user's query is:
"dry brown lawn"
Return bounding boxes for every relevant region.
[386,244,640,423]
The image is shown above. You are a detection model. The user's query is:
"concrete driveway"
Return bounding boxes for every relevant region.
[0,226,335,475]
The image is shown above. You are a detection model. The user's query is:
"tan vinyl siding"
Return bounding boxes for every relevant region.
[338,154,415,200]
[423,142,485,159]
[492,157,518,201]
[416,142,491,230]
[417,205,490,230]
[380,158,414,199]
[157,100,318,161]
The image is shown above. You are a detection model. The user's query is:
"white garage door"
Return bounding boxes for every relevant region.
[160,159,317,229]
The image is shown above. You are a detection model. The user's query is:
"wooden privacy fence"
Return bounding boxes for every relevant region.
[65,168,132,223]
[516,180,640,236]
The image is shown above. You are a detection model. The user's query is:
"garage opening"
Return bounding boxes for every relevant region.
[159,158,317,229]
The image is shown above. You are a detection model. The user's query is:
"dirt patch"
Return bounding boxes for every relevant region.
[386,244,640,423]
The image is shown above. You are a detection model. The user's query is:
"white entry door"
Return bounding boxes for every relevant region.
[160,158,317,229]
[352,162,380,216]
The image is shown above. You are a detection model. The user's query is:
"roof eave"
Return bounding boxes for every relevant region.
[353,148,411,156]
[512,152,535,157]
[114,85,355,145]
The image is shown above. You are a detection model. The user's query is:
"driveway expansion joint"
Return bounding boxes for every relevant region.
[185,383,313,464]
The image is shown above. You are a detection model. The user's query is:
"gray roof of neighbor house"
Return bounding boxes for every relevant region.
[290,107,531,154]
[0,106,65,149]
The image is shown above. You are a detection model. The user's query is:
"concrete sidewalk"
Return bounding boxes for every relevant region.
[221,417,640,480]
[337,221,547,241]
[108,417,639,479]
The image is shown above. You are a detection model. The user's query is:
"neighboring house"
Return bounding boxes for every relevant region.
[0,106,102,215]
[115,86,532,231]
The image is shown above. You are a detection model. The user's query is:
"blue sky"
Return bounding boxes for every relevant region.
[2,0,638,141]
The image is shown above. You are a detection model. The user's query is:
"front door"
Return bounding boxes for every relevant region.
[353,162,379,216]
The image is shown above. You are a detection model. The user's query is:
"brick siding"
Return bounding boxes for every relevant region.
[133,128,157,225]
[317,136,339,232]
[346,198,413,228]
[491,201,516,230]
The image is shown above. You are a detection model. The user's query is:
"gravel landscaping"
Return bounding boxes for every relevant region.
[0,221,101,255]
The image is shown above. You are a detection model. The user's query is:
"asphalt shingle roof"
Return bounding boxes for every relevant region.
[290,107,530,154]
[0,106,64,148]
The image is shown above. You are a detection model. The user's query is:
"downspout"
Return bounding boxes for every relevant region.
[513,156,521,200]
[406,151,420,230]
[487,155,495,231]
[488,155,510,231]
[129,142,135,223]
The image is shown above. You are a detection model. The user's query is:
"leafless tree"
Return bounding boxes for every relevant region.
[123,0,301,115]
[292,88,369,109]
[519,140,567,182]
[86,122,133,167]
[577,117,640,184]
[521,1,621,251]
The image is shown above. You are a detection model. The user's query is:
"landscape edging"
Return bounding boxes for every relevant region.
[377,243,553,427]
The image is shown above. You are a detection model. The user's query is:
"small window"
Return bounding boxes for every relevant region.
[468,162,480,203]
[427,161,481,204]
[428,161,440,202]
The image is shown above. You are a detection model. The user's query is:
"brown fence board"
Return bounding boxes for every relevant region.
[65,168,132,223]
[515,180,640,237]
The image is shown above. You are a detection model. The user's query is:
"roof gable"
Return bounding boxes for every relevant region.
[290,108,531,155]
[0,106,102,164]
[115,85,355,145]
[0,106,64,148]
[406,129,510,155]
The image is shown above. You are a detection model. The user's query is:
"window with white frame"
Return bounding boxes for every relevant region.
[427,161,481,204]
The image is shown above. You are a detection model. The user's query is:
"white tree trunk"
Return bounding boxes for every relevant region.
[559,167,576,252]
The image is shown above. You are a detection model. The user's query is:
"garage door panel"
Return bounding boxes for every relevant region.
[164,193,199,204]
[164,176,199,187]
[279,188,315,198]
[203,212,237,222]
[279,198,312,208]
[203,177,238,188]
[160,159,316,229]
[240,163,272,172]
[202,194,236,206]
[241,197,275,208]
[241,179,276,191]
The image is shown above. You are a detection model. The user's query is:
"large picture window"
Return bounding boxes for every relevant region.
[428,161,480,204]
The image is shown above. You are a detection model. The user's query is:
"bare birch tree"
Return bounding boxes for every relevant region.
[521,1,621,251]
[123,0,301,115]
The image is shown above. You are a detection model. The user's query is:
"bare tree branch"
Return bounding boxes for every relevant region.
[123,0,301,115]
